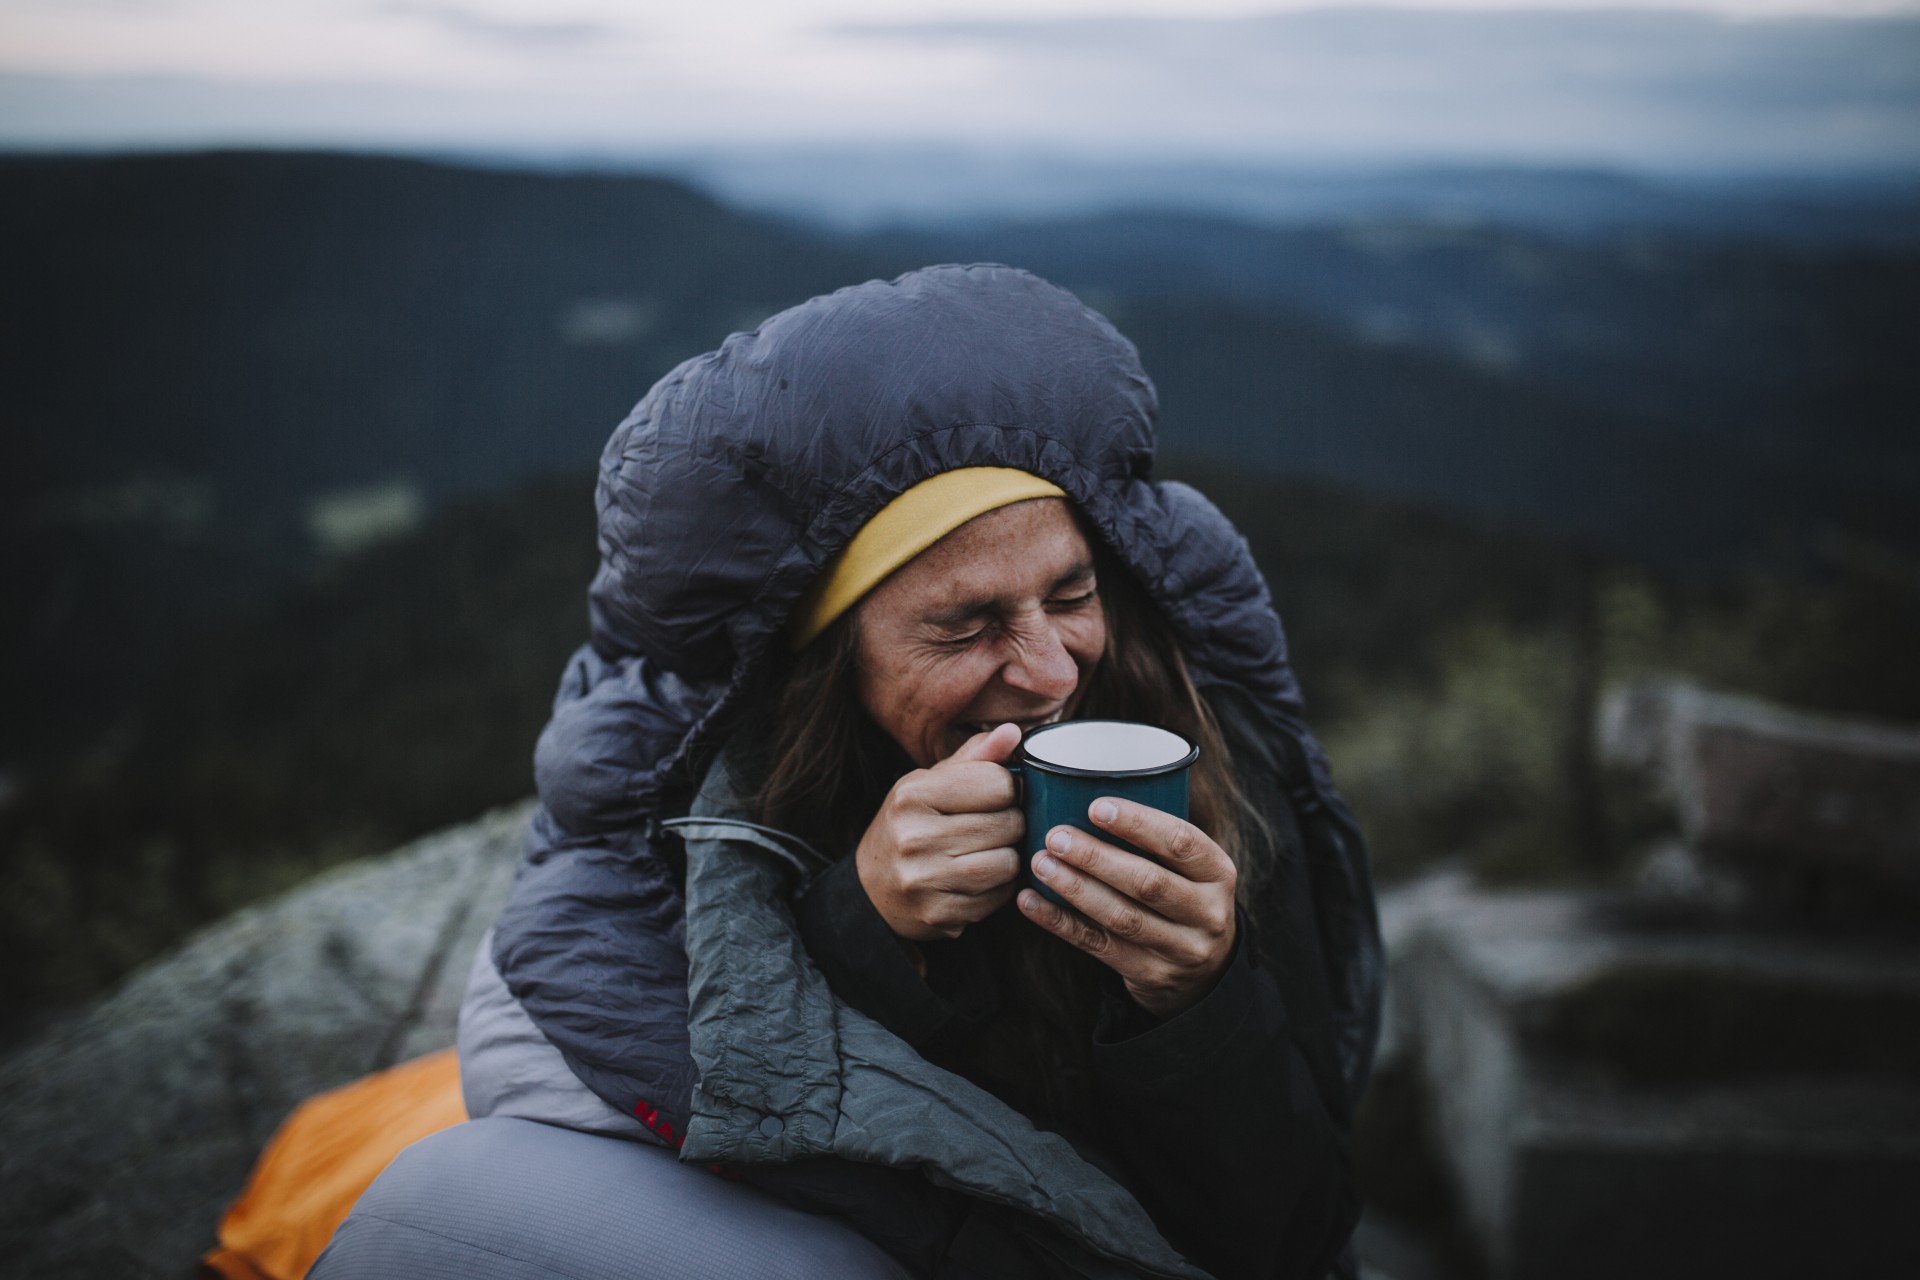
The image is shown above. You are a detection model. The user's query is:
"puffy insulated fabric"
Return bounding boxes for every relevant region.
[486,264,1383,1228]
[673,753,1212,1280]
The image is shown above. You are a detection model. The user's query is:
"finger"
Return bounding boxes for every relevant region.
[945,722,1022,766]
[1020,890,1231,1017]
[937,808,1023,853]
[1040,823,1203,925]
[924,882,1020,940]
[1027,847,1176,951]
[923,760,1021,814]
[952,878,1020,923]
[1088,798,1234,884]
[1017,888,1121,963]
[925,846,1022,895]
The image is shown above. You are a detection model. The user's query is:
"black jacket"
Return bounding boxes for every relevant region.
[785,689,1360,1279]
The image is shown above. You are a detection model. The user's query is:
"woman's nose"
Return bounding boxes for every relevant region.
[1002,621,1080,699]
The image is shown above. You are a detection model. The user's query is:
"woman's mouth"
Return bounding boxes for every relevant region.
[958,711,1066,737]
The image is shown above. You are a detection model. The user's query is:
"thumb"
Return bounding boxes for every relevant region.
[947,722,1023,765]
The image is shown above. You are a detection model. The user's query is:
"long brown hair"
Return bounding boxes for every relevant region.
[745,545,1267,898]
[734,540,1271,1126]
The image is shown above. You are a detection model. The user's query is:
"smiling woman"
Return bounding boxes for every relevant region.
[852,496,1105,767]
[309,264,1383,1280]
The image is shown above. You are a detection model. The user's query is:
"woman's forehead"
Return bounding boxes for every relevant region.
[864,499,1094,622]
[917,497,1090,576]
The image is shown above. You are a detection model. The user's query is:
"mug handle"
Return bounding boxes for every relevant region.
[1004,759,1067,907]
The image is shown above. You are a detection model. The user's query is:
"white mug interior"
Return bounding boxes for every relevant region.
[1024,720,1192,773]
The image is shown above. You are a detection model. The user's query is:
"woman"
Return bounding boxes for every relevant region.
[316,265,1382,1280]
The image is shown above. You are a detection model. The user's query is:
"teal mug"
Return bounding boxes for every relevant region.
[1009,720,1199,909]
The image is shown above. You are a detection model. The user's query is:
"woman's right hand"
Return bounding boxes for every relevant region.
[856,723,1025,940]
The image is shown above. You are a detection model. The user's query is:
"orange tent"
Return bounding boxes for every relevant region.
[201,1048,468,1280]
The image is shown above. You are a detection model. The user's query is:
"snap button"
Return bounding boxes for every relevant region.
[758,1115,785,1138]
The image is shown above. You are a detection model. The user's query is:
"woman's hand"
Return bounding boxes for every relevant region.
[1018,798,1238,1020]
[856,723,1025,941]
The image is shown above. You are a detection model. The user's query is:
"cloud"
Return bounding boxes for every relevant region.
[375,2,616,48]
[823,9,1920,169]
[0,6,1913,172]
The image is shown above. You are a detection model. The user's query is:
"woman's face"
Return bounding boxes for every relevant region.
[853,497,1108,767]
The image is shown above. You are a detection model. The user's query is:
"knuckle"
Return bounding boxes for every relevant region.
[1108,907,1148,942]
[1174,938,1211,970]
[967,856,1009,891]
[1167,823,1200,861]
[1133,871,1171,907]
[902,817,945,856]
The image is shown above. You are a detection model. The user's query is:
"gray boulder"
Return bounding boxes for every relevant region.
[0,802,530,1279]
[1601,679,1920,895]
[1385,868,1920,1280]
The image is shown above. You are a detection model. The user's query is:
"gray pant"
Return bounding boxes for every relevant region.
[311,1117,912,1280]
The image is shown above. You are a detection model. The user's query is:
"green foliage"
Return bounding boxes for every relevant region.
[0,474,598,1037]
[1322,621,1589,883]
[1313,547,1920,885]
[1598,542,1920,721]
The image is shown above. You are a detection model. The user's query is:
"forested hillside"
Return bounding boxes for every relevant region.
[8,152,1914,762]
[4,150,1916,1037]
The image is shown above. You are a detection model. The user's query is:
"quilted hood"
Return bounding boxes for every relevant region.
[578,262,1305,775]
[509,265,1379,1123]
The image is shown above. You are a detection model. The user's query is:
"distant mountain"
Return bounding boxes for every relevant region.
[0,150,911,756]
[1116,295,1899,568]
[655,148,1920,247]
[0,149,900,512]
[883,212,1920,503]
[4,149,1915,766]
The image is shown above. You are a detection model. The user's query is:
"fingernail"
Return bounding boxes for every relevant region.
[1093,800,1117,823]
[1033,853,1056,878]
[1047,828,1071,853]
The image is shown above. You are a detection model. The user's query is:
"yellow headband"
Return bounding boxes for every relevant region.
[789,467,1066,649]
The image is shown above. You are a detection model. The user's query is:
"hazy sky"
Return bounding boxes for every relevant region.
[3,1,1917,171]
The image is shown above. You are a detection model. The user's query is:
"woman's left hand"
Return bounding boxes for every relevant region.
[1017,798,1237,1020]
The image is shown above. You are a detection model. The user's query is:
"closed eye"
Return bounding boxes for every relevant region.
[919,599,995,646]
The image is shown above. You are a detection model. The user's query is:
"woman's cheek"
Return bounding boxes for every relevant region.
[1071,612,1107,665]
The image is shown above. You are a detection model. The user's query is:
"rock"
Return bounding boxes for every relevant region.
[1629,840,1753,916]
[0,802,530,1280]
[1385,870,1920,1279]
[1600,680,1920,896]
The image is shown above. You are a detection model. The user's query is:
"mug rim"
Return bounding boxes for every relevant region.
[1017,719,1199,779]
